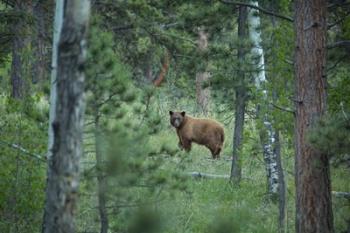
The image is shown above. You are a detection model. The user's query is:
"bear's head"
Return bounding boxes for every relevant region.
[169,111,186,128]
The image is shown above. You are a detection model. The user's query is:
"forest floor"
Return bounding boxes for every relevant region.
[149,130,349,233]
[78,127,350,233]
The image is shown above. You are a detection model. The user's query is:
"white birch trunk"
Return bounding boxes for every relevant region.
[42,1,90,232]
[47,0,64,160]
[42,2,64,231]
[248,1,279,196]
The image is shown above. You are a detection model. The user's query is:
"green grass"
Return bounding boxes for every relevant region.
[77,123,349,233]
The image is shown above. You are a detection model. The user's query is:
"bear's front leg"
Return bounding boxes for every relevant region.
[182,139,192,152]
[178,141,184,150]
[176,131,185,150]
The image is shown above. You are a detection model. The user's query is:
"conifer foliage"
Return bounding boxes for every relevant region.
[0,0,349,233]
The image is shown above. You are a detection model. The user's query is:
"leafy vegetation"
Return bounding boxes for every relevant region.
[0,0,349,233]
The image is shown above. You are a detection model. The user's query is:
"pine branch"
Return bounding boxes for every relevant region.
[327,54,348,72]
[0,0,15,7]
[219,0,293,22]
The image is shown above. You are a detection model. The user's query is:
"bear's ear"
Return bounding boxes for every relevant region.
[181,111,186,117]
[169,111,173,115]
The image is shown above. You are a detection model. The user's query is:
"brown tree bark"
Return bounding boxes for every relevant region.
[42,1,90,233]
[10,0,32,99]
[231,5,248,182]
[294,0,333,232]
[32,0,49,84]
[195,28,210,115]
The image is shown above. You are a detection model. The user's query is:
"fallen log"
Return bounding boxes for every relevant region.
[186,171,230,179]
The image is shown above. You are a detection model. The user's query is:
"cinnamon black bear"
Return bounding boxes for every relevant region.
[169,111,224,159]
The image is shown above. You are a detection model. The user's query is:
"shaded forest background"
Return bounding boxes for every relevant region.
[0,0,349,233]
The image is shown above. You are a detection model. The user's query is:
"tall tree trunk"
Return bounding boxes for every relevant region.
[248,0,279,198]
[195,28,210,115]
[32,0,48,84]
[10,0,32,99]
[230,5,248,182]
[294,0,333,232]
[42,1,90,233]
[94,119,109,233]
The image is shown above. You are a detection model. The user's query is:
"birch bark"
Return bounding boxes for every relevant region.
[42,1,90,232]
[248,1,279,196]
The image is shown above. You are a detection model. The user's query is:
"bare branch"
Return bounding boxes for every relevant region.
[327,40,350,49]
[0,140,46,162]
[219,0,293,22]
[328,11,350,29]
[327,2,350,9]
[332,191,350,199]
[270,103,295,114]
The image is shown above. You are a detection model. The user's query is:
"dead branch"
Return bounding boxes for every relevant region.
[327,40,350,49]
[332,191,350,200]
[0,140,46,162]
[153,50,170,87]
[270,102,295,114]
[219,0,293,22]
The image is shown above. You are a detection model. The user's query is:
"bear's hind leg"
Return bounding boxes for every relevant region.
[208,147,219,159]
[211,145,222,159]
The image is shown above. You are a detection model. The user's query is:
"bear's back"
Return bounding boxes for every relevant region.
[183,116,224,144]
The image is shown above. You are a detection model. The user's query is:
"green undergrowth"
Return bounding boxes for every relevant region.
[78,114,350,233]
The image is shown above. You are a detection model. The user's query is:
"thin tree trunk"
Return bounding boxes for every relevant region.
[258,121,279,197]
[248,0,279,197]
[94,119,109,233]
[195,28,210,115]
[231,5,248,182]
[274,129,286,233]
[269,2,287,230]
[42,1,90,233]
[32,0,48,84]
[10,0,32,99]
[294,0,333,232]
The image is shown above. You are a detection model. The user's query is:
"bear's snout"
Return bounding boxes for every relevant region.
[173,119,181,128]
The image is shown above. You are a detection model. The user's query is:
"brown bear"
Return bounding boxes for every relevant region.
[169,111,224,159]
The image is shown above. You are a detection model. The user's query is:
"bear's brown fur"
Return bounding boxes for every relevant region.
[169,111,224,159]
